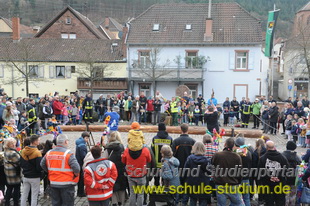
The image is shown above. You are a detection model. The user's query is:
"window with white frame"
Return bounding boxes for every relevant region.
[61,33,69,39]
[69,33,76,39]
[66,17,72,25]
[56,66,66,78]
[29,65,39,78]
[235,51,248,70]
[185,24,192,30]
[186,51,198,69]
[153,24,159,31]
[139,51,150,68]
[139,84,151,97]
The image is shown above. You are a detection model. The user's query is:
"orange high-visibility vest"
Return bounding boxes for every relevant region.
[46,149,79,186]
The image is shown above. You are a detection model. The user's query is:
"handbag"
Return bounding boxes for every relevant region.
[300,183,310,204]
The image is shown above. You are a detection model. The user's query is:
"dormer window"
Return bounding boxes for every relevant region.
[153,24,159,31]
[65,17,71,25]
[185,24,192,30]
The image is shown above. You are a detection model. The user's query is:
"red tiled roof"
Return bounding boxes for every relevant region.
[0,17,36,37]
[127,3,262,45]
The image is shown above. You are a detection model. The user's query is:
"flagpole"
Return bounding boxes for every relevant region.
[270,4,277,97]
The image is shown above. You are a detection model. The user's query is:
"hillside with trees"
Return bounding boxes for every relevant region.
[0,0,308,38]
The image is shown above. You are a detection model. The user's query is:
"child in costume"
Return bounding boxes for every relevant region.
[127,122,145,151]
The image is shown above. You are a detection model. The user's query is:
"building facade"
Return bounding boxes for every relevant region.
[126,3,264,102]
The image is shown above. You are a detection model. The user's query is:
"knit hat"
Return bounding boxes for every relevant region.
[158,123,166,131]
[286,141,297,150]
[235,137,245,147]
[131,122,140,130]
[6,102,12,107]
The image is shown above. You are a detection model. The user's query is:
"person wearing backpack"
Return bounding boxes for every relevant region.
[282,141,301,206]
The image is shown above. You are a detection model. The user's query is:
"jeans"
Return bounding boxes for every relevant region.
[229,117,234,125]
[5,184,20,206]
[128,176,146,206]
[269,122,277,134]
[216,185,245,206]
[130,112,140,123]
[56,114,62,121]
[49,185,75,206]
[241,179,251,206]
[194,114,200,126]
[21,177,40,206]
[153,111,161,124]
[72,115,76,125]
[299,136,306,147]
[190,197,208,206]
[99,114,104,122]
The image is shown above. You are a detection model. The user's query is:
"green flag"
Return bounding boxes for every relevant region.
[265,9,280,57]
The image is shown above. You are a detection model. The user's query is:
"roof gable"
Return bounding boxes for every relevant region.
[298,1,310,13]
[0,17,35,37]
[34,6,106,39]
[127,3,262,45]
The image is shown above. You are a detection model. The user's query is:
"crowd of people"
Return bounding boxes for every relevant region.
[0,122,309,206]
[0,89,310,205]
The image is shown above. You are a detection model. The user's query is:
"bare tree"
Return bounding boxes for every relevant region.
[285,16,310,97]
[4,40,45,96]
[76,47,115,97]
[131,47,172,96]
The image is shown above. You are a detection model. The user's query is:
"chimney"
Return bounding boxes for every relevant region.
[12,17,20,41]
[204,0,213,41]
[104,17,110,29]
[204,18,213,41]
[121,25,128,58]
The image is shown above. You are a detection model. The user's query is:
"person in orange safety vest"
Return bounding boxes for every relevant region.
[84,145,118,206]
[40,134,80,206]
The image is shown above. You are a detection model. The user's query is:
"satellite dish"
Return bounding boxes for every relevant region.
[176,85,190,97]
[118,31,123,39]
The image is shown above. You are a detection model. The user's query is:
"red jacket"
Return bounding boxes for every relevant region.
[53,100,63,115]
[84,158,118,201]
[147,100,154,112]
[121,147,151,178]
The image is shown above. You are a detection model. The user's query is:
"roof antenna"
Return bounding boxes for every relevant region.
[208,0,212,19]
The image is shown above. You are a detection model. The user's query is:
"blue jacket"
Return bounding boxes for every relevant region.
[285,108,294,116]
[103,111,120,131]
[302,149,310,163]
[184,154,211,198]
[294,106,305,117]
[222,100,230,109]
[207,98,217,106]
[0,104,5,120]
[161,157,180,187]
[75,137,87,165]
[291,125,299,136]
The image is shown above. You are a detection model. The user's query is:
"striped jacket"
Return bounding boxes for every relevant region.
[84,157,118,201]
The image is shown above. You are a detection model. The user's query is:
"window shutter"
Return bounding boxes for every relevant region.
[0,65,4,78]
[49,66,55,78]
[248,52,255,70]
[65,66,71,78]
[38,66,44,78]
[229,52,235,70]
[22,65,26,78]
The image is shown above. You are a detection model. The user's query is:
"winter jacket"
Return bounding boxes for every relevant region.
[268,106,279,123]
[103,111,120,131]
[4,148,21,185]
[262,110,269,120]
[2,109,14,122]
[171,134,196,169]
[258,150,289,187]
[75,137,88,166]
[222,100,230,109]
[207,98,217,106]
[184,154,211,198]
[282,150,301,185]
[252,147,266,169]
[128,130,145,152]
[212,149,242,185]
[124,100,132,112]
[20,146,42,178]
[197,97,205,107]
[52,100,63,115]
[291,124,299,135]
[82,98,93,110]
[285,108,294,116]
[204,111,219,133]
[16,102,26,115]
[161,157,180,187]
[0,104,5,121]
[131,100,140,113]
[251,103,262,115]
[43,105,53,119]
[302,164,310,182]
[302,99,309,108]
[38,102,44,119]
[139,96,147,109]
[294,106,305,117]
[121,147,151,178]
[153,100,162,112]
[285,120,292,130]
[231,100,240,111]
[302,149,310,163]
[151,131,173,168]
[146,99,154,112]
[104,141,127,191]
[234,147,252,180]
[84,158,118,201]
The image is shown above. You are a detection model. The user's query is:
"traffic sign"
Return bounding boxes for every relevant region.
[288,79,293,85]
[288,85,292,90]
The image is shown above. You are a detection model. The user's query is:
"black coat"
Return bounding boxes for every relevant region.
[171,134,195,169]
[282,150,301,185]
[105,141,127,191]
[268,106,279,123]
